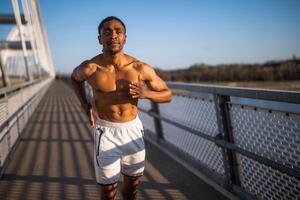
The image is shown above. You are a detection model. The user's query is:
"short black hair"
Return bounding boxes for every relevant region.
[98,16,126,35]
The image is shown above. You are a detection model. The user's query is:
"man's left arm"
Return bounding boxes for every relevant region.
[129,64,172,103]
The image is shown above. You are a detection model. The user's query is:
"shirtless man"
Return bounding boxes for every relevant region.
[71,16,172,200]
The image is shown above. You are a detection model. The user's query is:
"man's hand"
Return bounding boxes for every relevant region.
[129,74,149,99]
[84,102,95,128]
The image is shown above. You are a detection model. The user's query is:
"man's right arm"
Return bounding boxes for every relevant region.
[70,60,96,113]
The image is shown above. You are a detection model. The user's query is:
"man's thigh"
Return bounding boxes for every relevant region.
[94,126,121,184]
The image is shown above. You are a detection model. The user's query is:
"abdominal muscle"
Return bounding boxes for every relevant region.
[87,63,140,122]
[94,100,139,122]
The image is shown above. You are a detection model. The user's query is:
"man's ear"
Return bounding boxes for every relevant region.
[98,35,102,45]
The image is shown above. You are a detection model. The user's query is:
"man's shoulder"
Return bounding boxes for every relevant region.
[79,55,103,70]
[125,55,156,81]
[136,62,153,74]
[89,54,105,66]
[73,57,100,78]
[90,54,104,64]
[125,54,152,71]
[75,60,96,74]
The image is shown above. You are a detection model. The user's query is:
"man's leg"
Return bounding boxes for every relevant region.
[101,183,118,200]
[122,175,140,200]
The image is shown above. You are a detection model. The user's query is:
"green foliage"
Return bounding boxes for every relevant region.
[157,58,300,82]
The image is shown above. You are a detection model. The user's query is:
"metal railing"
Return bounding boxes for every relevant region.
[0,78,53,177]
[138,82,300,200]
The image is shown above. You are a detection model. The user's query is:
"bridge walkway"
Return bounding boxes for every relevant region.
[0,80,230,200]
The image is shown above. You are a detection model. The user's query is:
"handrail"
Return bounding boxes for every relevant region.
[168,82,300,104]
[0,78,45,97]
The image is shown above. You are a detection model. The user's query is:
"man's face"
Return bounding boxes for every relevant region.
[99,19,126,54]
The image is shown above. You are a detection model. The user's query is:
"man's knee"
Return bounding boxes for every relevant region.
[123,175,140,200]
[101,183,118,200]
[124,175,140,187]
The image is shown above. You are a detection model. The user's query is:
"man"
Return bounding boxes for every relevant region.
[71,16,172,200]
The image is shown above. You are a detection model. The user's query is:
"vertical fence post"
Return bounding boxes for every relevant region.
[213,94,240,189]
[11,0,31,81]
[151,102,164,142]
[0,54,10,87]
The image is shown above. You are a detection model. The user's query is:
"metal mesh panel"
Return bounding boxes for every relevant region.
[8,92,23,117]
[231,104,300,169]
[0,134,9,166]
[0,100,8,125]
[24,107,29,125]
[28,104,32,116]
[9,123,18,148]
[138,99,152,110]
[18,113,25,132]
[154,94,224,175]
[22,86,31,103]
[237,153,300,200]
[138,100,155,134]
[139,112,156,134]
[159,95,219,137]
[162,120,225,175]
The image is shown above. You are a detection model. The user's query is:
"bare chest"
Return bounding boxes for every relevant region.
[87,67,139,92]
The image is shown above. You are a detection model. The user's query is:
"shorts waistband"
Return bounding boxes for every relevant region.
[96,115,142,128]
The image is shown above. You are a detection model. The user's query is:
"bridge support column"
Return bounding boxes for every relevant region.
[11,0,32,81]
[213,94,240,189]
[151,102,164,143]
[0,54,10,87]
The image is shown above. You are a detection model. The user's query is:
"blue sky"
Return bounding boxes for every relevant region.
[1,0,300,73]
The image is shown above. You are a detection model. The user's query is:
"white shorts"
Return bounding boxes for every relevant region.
[94,115,145,185]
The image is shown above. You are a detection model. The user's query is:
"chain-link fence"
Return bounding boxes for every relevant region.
[138,82,300,200]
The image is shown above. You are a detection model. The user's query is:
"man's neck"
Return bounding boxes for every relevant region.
[102,51,125,69]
